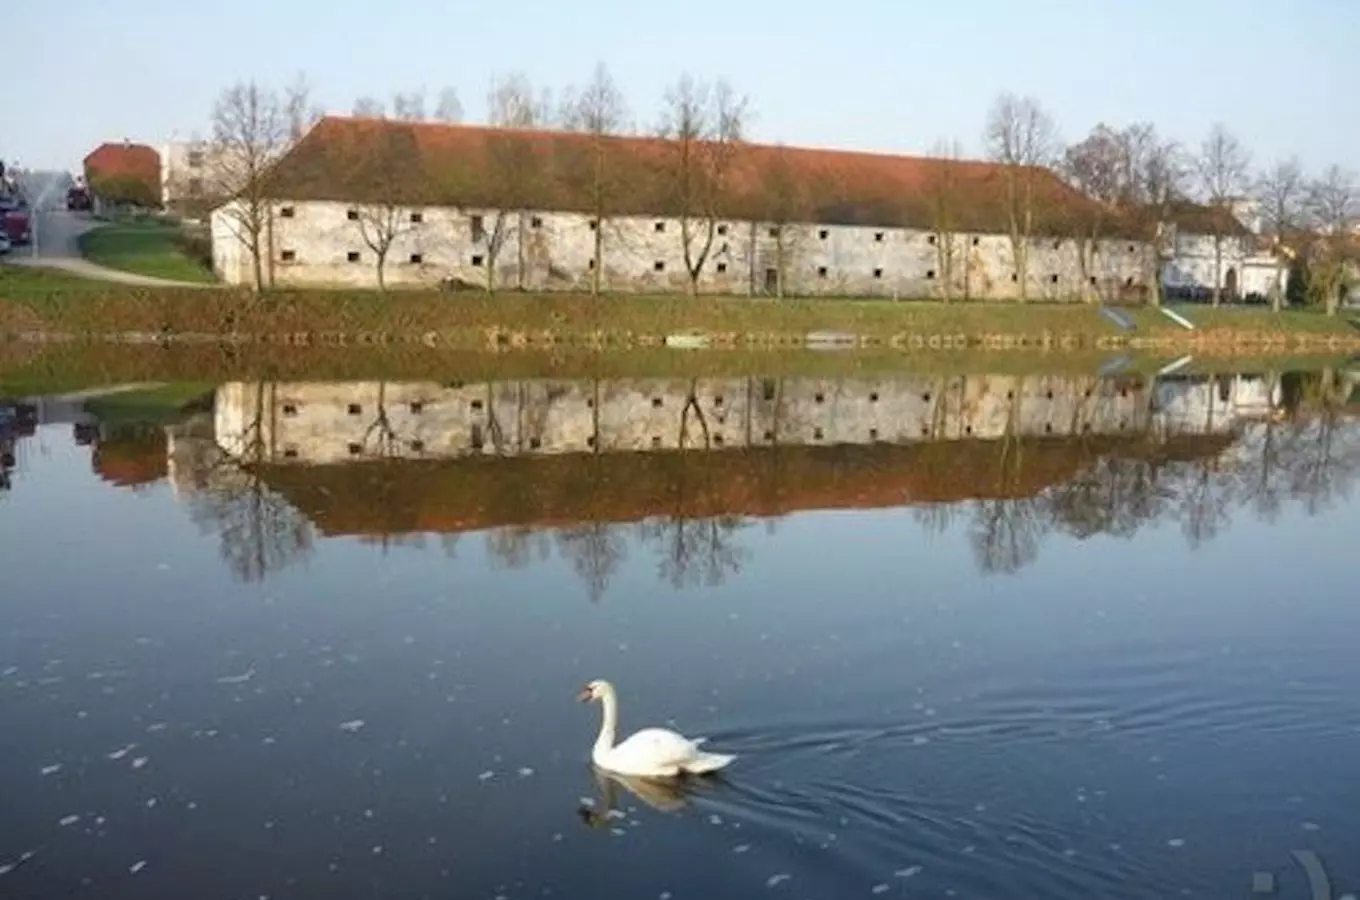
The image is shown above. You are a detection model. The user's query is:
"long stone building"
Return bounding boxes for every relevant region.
[208,117,1260,301]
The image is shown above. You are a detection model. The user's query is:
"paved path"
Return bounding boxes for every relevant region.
[3,209,216,288]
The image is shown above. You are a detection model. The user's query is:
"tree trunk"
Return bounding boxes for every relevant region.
[1271,262,1284,313]
[376,253,386,292]
[590,221,603,297]
[1212,235,1223,307]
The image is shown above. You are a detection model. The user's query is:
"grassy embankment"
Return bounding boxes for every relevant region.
[75,218,217,284]
[2,266,1357,356]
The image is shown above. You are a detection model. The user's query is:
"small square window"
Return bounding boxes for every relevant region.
[716,262,728,274]
[654,221,665,232]
[470,399,483,411]
[283,446,298,458]
[873,267,883,279]
[531,215,543,228]
[346,209,359,220]
[280,206,295,218]
[529,436,541,450]
[410,439,425,452]
[813,427,824,440]
[1050,273,1059,284]
[817,266,828,278]
[652,397,663,408]
[347,251,360,262]
[282,403,298,416]
[653,260,665,272]
[347,442,362,455]
[928,234,937,245]
[588,219,598,230]
[768,226,780,238]
[717,224,728,236]
[1011,273,1019,282]
[280,249,296,262]
[874,232,884,242]
[818,229,829,240]
[471,254,484,267]
[410,211,424,223]
[926,269,936,279]
[587,259,595,269]
[410,401,423,414]
[347,403,361,415]
[972,236,981,246]
[409,253,423,264]
[1089,276,1097,285]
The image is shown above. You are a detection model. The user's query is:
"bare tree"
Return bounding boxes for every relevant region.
[391,90,427,121]
[353,96,385,118]
[655,73,749,297]
[1062,124,1126,301]
[755,145,810,298]
[475,72,552,294]
[1123,124,1185,307]
[983,93,1059,302]
[340,124,424,290]
[1255,157,1306,312]
[433,87,464,123]
[282,73,324,142]
[211,81,291,293]
[557,62,630,297]
[1304,164,1357,316]
[1195,123,1252,306]
[925,139,967,301]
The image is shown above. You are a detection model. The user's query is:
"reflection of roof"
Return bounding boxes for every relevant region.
[92,435,166,488]
[262,116,1131,237]
[254,433,1234,538]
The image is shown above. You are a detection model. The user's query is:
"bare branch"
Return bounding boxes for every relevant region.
[655,73,750,296]
[433,87,464,123]
[983,93,1059,301]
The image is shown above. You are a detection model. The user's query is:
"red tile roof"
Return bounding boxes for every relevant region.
[263,116,1145,239]
[83,142,161,192]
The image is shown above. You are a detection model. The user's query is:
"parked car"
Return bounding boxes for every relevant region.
[66,185,92,211]
[0,232,11,254]
[0,201,30,245]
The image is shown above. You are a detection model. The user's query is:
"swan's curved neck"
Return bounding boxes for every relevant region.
[594,684,619,755]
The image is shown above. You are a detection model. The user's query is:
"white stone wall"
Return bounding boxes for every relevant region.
[210,373,1275,467]
[210,199,1150,300]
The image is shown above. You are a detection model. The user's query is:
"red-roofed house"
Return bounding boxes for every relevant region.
[83,140,162,211]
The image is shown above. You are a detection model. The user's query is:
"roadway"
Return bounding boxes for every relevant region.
[4,205,214,288]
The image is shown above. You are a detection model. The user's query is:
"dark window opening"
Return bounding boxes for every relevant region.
[818,229,829,240]
[280,206,295,218]
[817,266,828,278]
[409,253,423,264]
[717,224,728,236]
[926,270,936,279]
[346,209,359,220]
[874,232,884,242]
[347,251,360,262]
[873,268,883,279]
[530,215,543,228]
[347,404,361,415]
[654,221,665,232]
[280,249,296,262]
[471,255,484,267]
[716,262,728,274]
[653,260,665,272]
[410,211,424,223]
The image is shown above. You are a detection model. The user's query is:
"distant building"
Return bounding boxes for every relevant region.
[83,140,162,212]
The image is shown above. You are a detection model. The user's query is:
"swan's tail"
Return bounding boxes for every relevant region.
[682,751,736,774]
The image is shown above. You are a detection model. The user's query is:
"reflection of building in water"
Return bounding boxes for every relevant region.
[213,373,1283,465]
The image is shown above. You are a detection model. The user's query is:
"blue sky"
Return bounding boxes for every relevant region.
[5,0,1356,175]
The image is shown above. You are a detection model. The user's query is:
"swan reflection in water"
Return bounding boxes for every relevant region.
[577,764,724,828]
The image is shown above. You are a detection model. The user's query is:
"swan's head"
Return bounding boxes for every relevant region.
[577,680,609,703]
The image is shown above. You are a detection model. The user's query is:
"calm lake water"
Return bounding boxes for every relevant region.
[2,367,1359,899]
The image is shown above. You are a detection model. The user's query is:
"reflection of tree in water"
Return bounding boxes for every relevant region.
[556,522,627,602]
[635,514,748,590]
[485,526,553,570]
[968,379,1048,574]
[186,381,315,583]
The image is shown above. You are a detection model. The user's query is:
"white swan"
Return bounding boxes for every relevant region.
[577,679,736,779]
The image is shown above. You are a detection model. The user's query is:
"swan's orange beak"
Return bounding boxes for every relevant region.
[576,687,593,702]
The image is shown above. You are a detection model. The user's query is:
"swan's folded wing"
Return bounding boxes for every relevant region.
[613,727,703,767]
